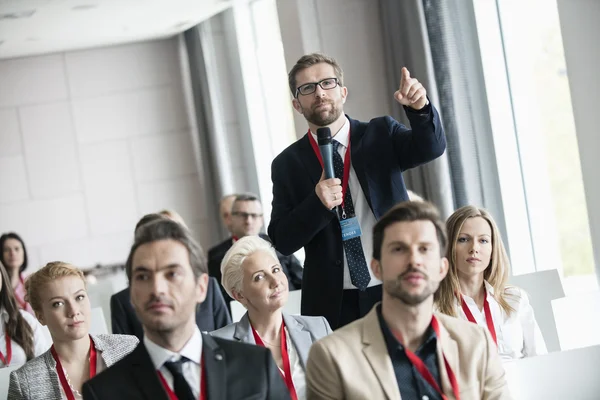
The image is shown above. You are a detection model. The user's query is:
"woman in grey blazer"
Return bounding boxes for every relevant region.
[211,236,332,400]
[8,262,138,400]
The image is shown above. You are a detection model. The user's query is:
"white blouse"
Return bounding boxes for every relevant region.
[283,327,307,400]
[0,308,50,367]
[458,280,548,361]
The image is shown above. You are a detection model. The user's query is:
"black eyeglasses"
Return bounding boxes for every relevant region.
[232,211,263,220]
[295,78,340,97]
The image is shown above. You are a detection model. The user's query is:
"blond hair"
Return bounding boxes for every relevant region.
[25,261,86,315]
[220,236,278,299]
[435,206,516,317]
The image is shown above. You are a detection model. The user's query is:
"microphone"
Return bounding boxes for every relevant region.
[316,127,335,179]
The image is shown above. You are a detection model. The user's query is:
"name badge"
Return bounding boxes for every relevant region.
[340,217,362,241]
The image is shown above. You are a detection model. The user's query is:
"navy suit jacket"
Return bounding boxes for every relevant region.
[111,277,231,338]
[268,107,445,328]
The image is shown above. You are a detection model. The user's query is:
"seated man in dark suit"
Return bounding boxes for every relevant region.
[208,193,303,309]
[83,219,290,400]
[111,276,231,337]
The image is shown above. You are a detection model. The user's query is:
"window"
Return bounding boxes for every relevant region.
[473,0,596,294]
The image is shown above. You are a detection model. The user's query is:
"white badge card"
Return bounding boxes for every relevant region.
[340,217,362,241]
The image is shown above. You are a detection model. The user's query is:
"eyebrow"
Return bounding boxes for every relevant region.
[132,264,182,273]
[386,240,435,247]
[459,233,491,237]
[48,289,86,302]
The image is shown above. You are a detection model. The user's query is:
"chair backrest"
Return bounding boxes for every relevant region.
[0,365,19,400]
[509,269,564,352]
[86,279,115,332]
[552,291,600,351]
[229,289,302,323]
[503,345,600,399]
[90,306,109,335]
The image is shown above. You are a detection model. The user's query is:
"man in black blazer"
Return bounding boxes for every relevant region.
[84,219,290,400]
[268,53,446,329]
[208,193,303,309]
[110,276,231,338]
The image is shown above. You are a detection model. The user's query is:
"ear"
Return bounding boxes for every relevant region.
[194,273,209,304]
[371,258,382,281]
[439,257,449,281]
[292,98,303,114]
[36,312,46,326]
[231,289,246,307]
[341,86,348,104]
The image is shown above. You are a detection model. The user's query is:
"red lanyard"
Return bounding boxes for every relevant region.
[0,331,12,366]
[251,321,298,400]
[157,356,207,400]
[308,130,351,211]
[392,316,460,400]
[50,336,97,400]
[460,288,497,345]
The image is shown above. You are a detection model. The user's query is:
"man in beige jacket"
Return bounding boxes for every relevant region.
[306,201,510,400]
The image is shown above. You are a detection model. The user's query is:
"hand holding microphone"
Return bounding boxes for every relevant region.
[315,127,343,210]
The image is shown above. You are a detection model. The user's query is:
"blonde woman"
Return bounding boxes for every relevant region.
[8,262,138,399]
[211,236,332,400]
[435,205,547,360]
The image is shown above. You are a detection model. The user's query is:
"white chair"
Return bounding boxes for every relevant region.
[0,365,19,400]
[509,269,564,352]
[552,291,600,351]
[503,345,600,399]
[230,300,246,323]
[86,279,115,333]
[89,306,109,334]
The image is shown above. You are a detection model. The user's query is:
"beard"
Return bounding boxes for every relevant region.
[384,269,439,306]
[303,98,343,126]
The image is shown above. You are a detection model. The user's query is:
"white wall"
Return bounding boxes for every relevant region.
[0,38,210,271]
[557,0,600,285]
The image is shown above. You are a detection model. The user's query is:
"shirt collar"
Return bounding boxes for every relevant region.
[144,326,203,369]
[483,280,495,296]
[309,117,350,148]
[376,304,437,354]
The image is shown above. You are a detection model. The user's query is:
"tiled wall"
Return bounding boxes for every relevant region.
[0,38,211,272]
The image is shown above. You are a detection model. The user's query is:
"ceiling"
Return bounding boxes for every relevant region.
[0,0,232,60]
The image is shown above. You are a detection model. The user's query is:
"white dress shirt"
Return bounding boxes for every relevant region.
[458,280,548,361]
[0,308,49,367]
[310,117,382,290]
[144,327,203,397]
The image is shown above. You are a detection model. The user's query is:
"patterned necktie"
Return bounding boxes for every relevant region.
[332,140,371,290]
[164,358,196,400]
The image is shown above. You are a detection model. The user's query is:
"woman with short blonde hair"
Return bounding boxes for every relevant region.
[212,236,331,400]
[435,205,547,360]
[9,262,138,399]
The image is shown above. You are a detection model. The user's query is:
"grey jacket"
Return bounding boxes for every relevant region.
[210,312,332,368]
[8,333,139,400]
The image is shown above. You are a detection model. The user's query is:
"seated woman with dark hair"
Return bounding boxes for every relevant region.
[435,205,547,361]
[1,232,34,314]
[211,236,332,400]
[0,263,48,368]
[8,262,138,399]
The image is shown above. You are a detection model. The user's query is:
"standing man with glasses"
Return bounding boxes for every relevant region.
[208,193,304,310]
[268,53,446,329]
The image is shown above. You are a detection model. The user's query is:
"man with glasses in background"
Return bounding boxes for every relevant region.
[208,193,303,310]
[268,53,446,329]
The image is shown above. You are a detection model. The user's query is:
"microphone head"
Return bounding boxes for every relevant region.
[316,127,332,146]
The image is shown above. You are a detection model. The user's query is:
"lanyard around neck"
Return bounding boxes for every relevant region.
[460,287,497,345]
[50,335,97,400]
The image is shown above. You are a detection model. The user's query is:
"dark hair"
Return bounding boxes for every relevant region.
[0,232,28,273]
[372,201,447,260]
[0,263,34,359]
[288,53,344,96]
[232,193,260,209]
[134,213,166,235]
[126,219,207,281]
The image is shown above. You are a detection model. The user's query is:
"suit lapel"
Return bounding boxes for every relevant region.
[128,344,170,400]
[361,309,401,400]
[283,314,311,368]
[435,316,460,400]
[348,116,374,214]
[42,350,64,400]
[233,313,255,343]
[298,134,324,186]
[203,334,227,400]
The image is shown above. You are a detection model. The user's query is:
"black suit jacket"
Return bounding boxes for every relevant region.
[207,234,303,307]
[111,277,231,338]
[268,110,446,328]
[82,334,291,400]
